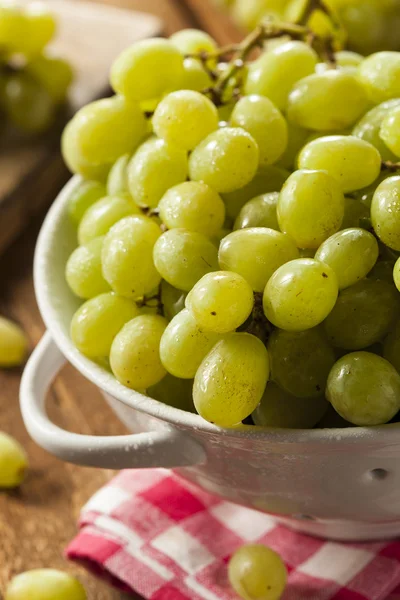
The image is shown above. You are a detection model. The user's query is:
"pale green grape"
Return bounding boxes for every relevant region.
[228,544,287,600]
[66,237,110,299]
[160,308,221,378]
[68,180,107,226]
[70,293,139,359]
[359,52,400,104]
[324,279,400,349]
[352,99,400,161]
[287,70,368,131]
[4,72,54,133]
[298,136,381,193]
[153,229,218,292]
[326,352,400,425]
[0,316,28,368]
[161,280,186,321]
[371,176,400,251]
[106,154,131,198]
[128,137,188,208]
[394,258,400,291]
[158,181,225,237]
[78,195,138,245]
[230,95,288,166]
[5,569,86,600]
[315,229,379,289]
[218,228,299,292]
[234,192,280,231]
[110,38,184,101]
[180,58,212,92]
[276,122,310,170]
[335,50,364,67]
[368,260,396,284]
[341,196,370,229]
[244,41,318,111]
[277,169,344,249]
[0,6,28,52]
[27,54,73,103]
[0,432,28,489]
[268,326,336,398]
[102,215,161,299]
[380,106,400,157]
[186,271,254,333]
[21,3,57,56]
[147,373,194,412]
[189,127,259,194]
[263,259,338,332]
[110,314,167,389]
[193,333,269,426]
[170,28,217,56]
[233,0,286,29]
[252,382,328,429]
[383,319,400,373]
[60,124,111,181]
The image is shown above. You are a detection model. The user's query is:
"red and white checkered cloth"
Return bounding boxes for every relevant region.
[66,469,400,600]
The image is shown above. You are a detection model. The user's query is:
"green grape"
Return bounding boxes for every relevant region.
[353,172,392,209]
[158,181,225,237]
[230,95,288,166]
[0,316,28,368]
[228,544,287,600]
[5,569,86,600]
[371,176,400,251]
[0,6,27,52]
[380,106,400,158]
[70,292,139,359]
[102,215,161,299]
[276,122,310,170]
[326,352,400,426]
[0,432,28,489]
[21,3,57,56]
[268,326,335,398]
[67,180,107,226]
[161,280,186,321]
[186,271,254,333]
[193,333,269,426]
[110,314,167,389]
[234,192,280,231]
[383,319,400,373]
[189,127,259,194]
[314,228,379,290]
[160,308,222,378]
[333,0,386,56]
[298,136,381,193]
[153,229,218,292]
[128,137,188,208]
[287,70,368,131]
[263,258,338,332]
[78,195,137,245]
[66,237,110,299]
[352,99,400,161]
[4,72,55,133]
[324,279,400,349]
[106,154,131,198]
[277,169,344,249]
[60,124,111,181]
[233,0,286,29]
[341,196,370,229]
[252,382,328,429]
[147,373,195,412]
[359,52,400,104]
[335,50,363,67]
[368,260,396,284]
[244,41,318,111]
[394,257,400,291]
[218,228,299,292]
[27,54,73,103]
[110,38,184,102]
[170,28,217,56]
[180,57,213,92]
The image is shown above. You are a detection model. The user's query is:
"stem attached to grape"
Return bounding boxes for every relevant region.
[382,160,400,172]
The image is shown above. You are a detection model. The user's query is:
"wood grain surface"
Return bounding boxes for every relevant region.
[0,1,240,598]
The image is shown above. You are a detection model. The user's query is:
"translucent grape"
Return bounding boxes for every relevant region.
[70,293,139,359]
[359,52,400,104]
[234,192,280,231]
[147,374,194,412]
[21,3,57,56]
[394,258,400,292]
[66,237,110,299]
[189,127,259,194]
[193,333,269,426]
[5,569,86,600]
[180,57,212,92]
[335,50,363,67]
[371,176,400,251]
[244,41,318,111]
[68,180,107,226]
[60,127,111,181]
[368,260,396,284]
[383,319,400,373]
[277,169,344,249]
[0,432,28,489]
[380,106,400,158]
[341,196,370,229]
[228,544,287,600]
[352,99,400,161]
[128,137,188,208]
[276,122,310,170]
[298,135,381,193]
[0,316,28,368]
[233,0,286,29]
[158,181,225,237]
[170,28,217,56]
[106,154,131,198]
[27,54,73,103]
[0,6,28,52]
[4,72,54,133]
[326,352,400,426]
[324,279,400,350]
[110,38,184,102]
[78,195,137,245]
[161,280,186,321]
[102,215,161,299]
[263,259,338,332]
[314,228,379,289]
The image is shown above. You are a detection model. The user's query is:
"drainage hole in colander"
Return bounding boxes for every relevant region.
[368,468,389,481]
[293,514,316,521]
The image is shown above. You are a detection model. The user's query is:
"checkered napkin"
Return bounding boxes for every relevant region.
[66,469,400,600]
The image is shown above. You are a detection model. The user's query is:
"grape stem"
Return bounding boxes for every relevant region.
[382,160,400,172]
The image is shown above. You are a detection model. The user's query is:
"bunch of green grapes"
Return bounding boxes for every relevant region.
[0,2,73,134]
[62,17,400,436]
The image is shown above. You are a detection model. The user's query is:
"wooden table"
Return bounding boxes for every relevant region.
[0,1,240,598]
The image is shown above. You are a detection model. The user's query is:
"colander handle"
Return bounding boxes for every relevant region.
[20,332,205,469]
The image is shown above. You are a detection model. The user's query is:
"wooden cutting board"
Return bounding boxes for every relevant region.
[0,0,162,255]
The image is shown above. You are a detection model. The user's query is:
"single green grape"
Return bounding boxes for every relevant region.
[228,544,287,600]
[186,271,254,333]
[5,569,86,600]
[161,280,186,321]
[193,333,269,426]
[78,195,138,245]
[147,373,195,412]
[298,135,382,193]
[287,70,368,131]
[371,176,400,251]
[60,123,111,181]
[0,432,28,488]
[188,127,259,194]
[335,50,364,67]
[263,258,338,332]
[106,154,131,198]
[233,0,286,29]
[67,180,107,226]
[170,28,217,57]
[4,72,55,133]
[27,54,73,103]
[394,257,400,292]
[368,260,396,284]
[383,319,400,373]
[276,122,310,170]
[0,316,28,368]
[359,52,400,104]
[380,106,400,158]
[21,3,57,56]
[277,169,344,249]
[66,237,110,299]
[352,99,400,161]
[324,279,400,350]
[180,57,213,92]
[326,352,400,426]
[0,6,28,52]
[234,192,280,231]
[341,196,370,229]
[128,137,188,208]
